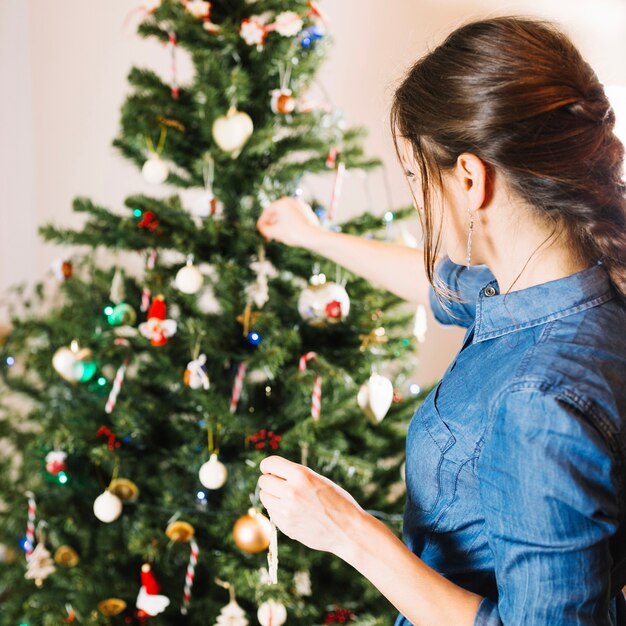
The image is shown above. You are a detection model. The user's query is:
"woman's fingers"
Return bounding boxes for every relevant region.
[258,473,289,498]
[259,454,302,479]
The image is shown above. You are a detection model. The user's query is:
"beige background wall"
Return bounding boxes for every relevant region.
[1,0,625,387]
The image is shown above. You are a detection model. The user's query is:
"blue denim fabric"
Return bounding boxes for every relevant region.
[394,257,626,626]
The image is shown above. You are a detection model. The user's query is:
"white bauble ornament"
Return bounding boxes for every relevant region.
[298,274,350,327]
[175,260,203,294]
[142,154,169,184]
[212,107,254,158]
[257,600,287,626]
[357,373,394,424]
[93,490,123,523]
[199,453,227,489]
[52,341,96,383]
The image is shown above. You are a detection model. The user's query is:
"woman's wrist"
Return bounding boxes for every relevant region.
[330,506,377,565]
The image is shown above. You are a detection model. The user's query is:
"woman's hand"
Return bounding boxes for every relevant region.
[258,455,366,559]
[256,197,323,248]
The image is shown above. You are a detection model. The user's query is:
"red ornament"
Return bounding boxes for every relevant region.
[147,296,166,321]
[393,389,403,403]
[45,451,67,475]
[325,300,342,320]
[139,296,177,347]
[137,211,160,232]
[136,563,170,617]
[323,608,356,624]
[247,429,282,450]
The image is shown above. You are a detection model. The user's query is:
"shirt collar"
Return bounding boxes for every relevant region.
[473,262,615,343]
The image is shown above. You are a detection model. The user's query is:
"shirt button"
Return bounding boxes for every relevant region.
[484,286,497,297]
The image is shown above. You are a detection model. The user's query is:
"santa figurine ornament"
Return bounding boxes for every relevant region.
[139,295,177,346]
[136,563,170,618]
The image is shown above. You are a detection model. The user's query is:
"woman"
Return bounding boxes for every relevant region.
[256,17,626,626]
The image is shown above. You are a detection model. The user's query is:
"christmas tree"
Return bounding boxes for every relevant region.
[0,1,424,624]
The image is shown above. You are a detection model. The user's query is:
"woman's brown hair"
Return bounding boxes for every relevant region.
[390,16,626,301]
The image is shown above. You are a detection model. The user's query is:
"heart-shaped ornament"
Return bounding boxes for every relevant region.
[212,106,254,158]
[357,373,394,424]
[52,341,96,383]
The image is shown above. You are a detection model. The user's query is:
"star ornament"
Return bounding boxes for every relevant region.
[236,303,261,337]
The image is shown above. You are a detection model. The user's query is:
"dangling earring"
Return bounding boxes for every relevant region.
[465,210,474,269]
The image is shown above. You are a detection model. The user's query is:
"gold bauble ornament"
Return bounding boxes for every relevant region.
[54,545,79,568]
[109,478,140,502]
[165,520,195,543]
[232,508,272,554]
[97,598,127,616]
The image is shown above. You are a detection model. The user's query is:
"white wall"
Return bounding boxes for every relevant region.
[1,0,625,385]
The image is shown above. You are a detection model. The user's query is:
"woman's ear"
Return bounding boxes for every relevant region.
[455,153,490,212]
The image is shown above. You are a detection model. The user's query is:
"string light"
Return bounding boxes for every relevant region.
[409,383,421,395]
[248,331,261,345]
[58,472,68,485]
[5,356,15,366]
[133,208,143,218]
[20,538,32,553]
[97,377,107,387]
[383,211,395,223]
[196,490,206,501]
[103,306,114,316]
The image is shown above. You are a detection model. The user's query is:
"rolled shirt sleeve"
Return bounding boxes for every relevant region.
[474,387,620,626]
[428,257,496,328]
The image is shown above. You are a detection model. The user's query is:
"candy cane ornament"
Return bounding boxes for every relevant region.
[24,491,36,559]
[298,352,322,422]
[181,539,199,615]
[229,363,247,414]
[168,31,179,99]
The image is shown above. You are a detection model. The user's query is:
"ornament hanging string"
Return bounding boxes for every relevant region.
[268,522,278,585]
[24,491,36,560]
[229,362,247,413]
[298,352,322,422]
[180,538,199,614]
[145,126,167,156]
[326,147,345,222]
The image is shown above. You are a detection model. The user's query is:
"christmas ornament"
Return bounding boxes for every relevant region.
[98,598,127,617]
[165,520,195,543]
[185,353,210,389]
[273,11,303,36]
[213,580,248,626]
[175,257,204,294]
[93,490,123,523]
[294,570,312,596]
[137,210,160,232]
[25,540,56,587]
[181,538,199,614]
[24,491,37,559]
[52,340,97,383]
[324,608,356,623]
[167,31,179,98]
[142,154,169,184]
[233,508,272,554]
[267,521,278,585]
[54,545,79,568]
[199,453,228,489]
[186,0,210,18]
[236,303,261,338]
[191,153,222,217]
[107,303,136,326]
[328,159,346,221]
[257,600,287,626]
[298,272,350,326]
[109,478,140,502]
[139,295,177,346]
[212,106,254,158]
[136,563,170,617]
[45,450,67,476]
[52,258,73,282]
[104,357,129,414]
[142,126,169,184]
[357,374,394,424]
[300,25,324,48]
[298,351,322,422]
[229,362,247,413]
[240,17,267,48]
[247,246,277,309]
[110,268,125,303]
[270,89,296,114]
[97,425,121,451]
[359,326,388,353]
[247,429,281,450]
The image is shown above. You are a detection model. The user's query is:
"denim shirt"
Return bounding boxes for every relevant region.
[394,258,626,626]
